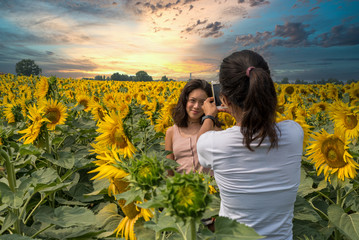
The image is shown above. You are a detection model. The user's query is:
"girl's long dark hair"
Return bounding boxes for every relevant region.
[219,50,278,151]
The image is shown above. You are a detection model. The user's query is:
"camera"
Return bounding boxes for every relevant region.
[211,82,225,109]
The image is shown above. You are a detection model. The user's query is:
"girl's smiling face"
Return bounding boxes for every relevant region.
[186,88,208,122]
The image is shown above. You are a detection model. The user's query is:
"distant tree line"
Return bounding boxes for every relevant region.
[277,77,358,85]
[94,71,175,82]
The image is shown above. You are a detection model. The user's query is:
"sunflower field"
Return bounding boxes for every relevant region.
[0,73,359,240]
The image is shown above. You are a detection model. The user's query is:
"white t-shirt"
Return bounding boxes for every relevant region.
[197,120,303,240]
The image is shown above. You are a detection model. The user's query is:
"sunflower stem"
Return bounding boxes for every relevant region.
[24,193,46,224]
[309,196,329,220]
[336,188,342,206]
[154,209,161,240]
[190,218,196,240]
[317,191,335,205]
[44,127,51,154]
[0,148,16,192]
[0,148,21,234]
[31,223,54,238]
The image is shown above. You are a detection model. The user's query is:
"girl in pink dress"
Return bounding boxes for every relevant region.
[165,79,221,174]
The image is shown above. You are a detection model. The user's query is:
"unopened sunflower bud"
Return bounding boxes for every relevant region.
[163,172,211,222]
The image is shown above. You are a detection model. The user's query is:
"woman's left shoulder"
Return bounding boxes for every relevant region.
[278,120,304,135]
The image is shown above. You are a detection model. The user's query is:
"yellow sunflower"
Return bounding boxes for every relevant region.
[18,104,50,144]
[103,92,116,105]
[218,112,236,129]
[116,102,130,118]
[4,104,16,123]
[76,94,91,111]
[123,92,133,104]
[346,82,359,104]
[329,101,359,139]
[137,92,148,106]
[35,77,49,99]
[284,102,299,120]
[111,179,153,240]
[325,84,339,100]
[276,92,286,115]
[89,102,107,122]
[42,99,68,130]
[89,148,128,181]
[306,129,359,182]
[95,111,136,158]
[309,102,329,115]
[143,101,158,125]
[89,149,153,240]
[283,84,296,97]
[154,112,174,134]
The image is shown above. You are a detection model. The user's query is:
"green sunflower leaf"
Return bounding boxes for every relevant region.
[212,216,264,239]
[327,204,359,240]
[294,196,322,222]
[34,206,96,228]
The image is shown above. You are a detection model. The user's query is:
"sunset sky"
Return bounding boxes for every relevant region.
[0,0,358,82]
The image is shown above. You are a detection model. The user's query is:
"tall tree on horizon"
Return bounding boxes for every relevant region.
[15,59,42,76]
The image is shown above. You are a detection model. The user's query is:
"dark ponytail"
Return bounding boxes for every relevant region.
[219,50,278,151]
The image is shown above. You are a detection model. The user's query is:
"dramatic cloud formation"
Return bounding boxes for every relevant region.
[0,0,358,82]
[236,21,359,49]
[316,24,359,47]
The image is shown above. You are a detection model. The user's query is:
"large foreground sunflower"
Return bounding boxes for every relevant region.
[89,153,153,240]
[42,99,68,130]
[306,129,359,181]
[111,179,153,240]
[95,111,136,158]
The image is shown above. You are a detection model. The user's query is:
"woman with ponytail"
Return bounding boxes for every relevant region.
[197,50,303,239]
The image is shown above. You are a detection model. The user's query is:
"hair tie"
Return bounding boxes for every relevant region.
[246,66,255,77]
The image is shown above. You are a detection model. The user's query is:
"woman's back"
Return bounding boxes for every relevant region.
[197,120,303,239]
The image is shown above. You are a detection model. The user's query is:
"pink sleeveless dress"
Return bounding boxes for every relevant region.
[172,124,210,174]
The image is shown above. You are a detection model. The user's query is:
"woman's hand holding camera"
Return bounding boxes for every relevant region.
[202,97,218,117]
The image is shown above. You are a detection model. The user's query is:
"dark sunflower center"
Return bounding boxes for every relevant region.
[344,114,358,130]
[321,137,346,168]
[45,108,60,123]
[113,128,128,148]
[277,105,285,114]
[291,107,297,119]
[318,104,326,111]
[285,86,294,95]
[354,89,359,98]
[301,89,307,94]
[79,100,88,109]
[97,108,105,121]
